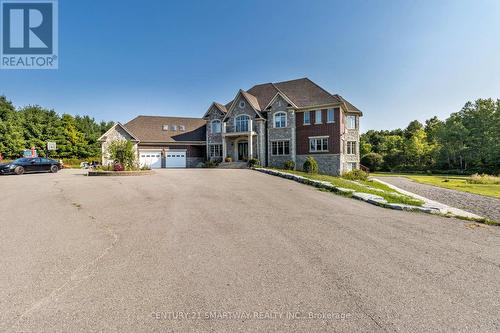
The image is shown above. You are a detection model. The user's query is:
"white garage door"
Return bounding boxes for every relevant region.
[139,151,162,169]
[166,151,186,168]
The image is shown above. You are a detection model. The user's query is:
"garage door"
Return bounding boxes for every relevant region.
[166,151,186,168]
[139,151,162,169]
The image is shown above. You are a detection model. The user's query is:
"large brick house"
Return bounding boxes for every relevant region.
[99,78,362,175]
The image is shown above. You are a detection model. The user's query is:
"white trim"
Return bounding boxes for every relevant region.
[273,111,287,128]
[223,90,263,121]
[263,91,298,110]
[98,123,139,142]
[308,136,329,153]
[327,108,335,123]
[303,111,311,125]
[270,140,290,156]
[210,119,222,134]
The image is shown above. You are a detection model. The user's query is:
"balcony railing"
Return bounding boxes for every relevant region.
[222,119,254,134]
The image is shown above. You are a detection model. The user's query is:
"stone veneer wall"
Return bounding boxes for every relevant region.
[267,95,296,169]
[205,105,225,162]
[187,157,204,168]
[340,114,360,173]
[296,154,341,176]
[224,95,265,161]
[101,125,138,165]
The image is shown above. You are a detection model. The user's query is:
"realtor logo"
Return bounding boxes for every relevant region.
[1,0,58,69]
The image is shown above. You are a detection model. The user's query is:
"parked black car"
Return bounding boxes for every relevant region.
[0,157,62,175]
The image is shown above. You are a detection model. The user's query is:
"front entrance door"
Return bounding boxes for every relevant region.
[238,142,248,161]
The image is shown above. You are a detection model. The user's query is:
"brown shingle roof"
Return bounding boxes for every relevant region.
[224,78,361,113]
[213,102,227,113]
[124,116,206,143]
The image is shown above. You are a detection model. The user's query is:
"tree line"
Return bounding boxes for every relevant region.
[361,98,500,174]
[0,96,114,159]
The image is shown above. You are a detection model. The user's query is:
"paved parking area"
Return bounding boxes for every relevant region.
[1,169,500,332]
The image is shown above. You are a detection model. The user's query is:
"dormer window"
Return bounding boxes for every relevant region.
[239,100,246,109]
[162,125,169,131]
[171,125,177,131]
[179,125,185,131]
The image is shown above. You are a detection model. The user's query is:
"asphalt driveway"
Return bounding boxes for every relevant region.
[1,169,499,332]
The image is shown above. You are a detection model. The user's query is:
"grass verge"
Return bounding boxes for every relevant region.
[277,169,424,206]
[371,172,500,199]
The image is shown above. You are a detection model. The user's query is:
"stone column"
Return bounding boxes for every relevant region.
[248,133,253,159]
[222,136,227,159]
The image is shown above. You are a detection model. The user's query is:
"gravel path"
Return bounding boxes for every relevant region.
[375,176,500,221]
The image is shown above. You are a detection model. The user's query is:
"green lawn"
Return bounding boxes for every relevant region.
[371,172,500,199]
[278,169,424,206]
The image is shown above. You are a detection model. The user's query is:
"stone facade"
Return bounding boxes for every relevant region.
[101,125,138,165]
[205,105,225,162]
[218,95,266,162]
[340,114,360,173]
[296,154,342,176]
[267,95,296,169]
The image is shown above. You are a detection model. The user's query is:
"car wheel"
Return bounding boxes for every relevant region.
[14,166,24,175]
[50,165,59,173]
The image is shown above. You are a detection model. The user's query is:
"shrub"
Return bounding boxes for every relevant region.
[467,173,500,185]
[343,169,368,181]
[248,158,260,168]
[303,156,318,174]
[113,162,124,172]
[225,157,232,162]
[203,160,218,168]
[107,140,137,170]
[283,160,295,170]
[361,153,383,171]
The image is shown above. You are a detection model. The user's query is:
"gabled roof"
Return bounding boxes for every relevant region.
[98,122,139,142]
[222,78,361,113]
[124,115,206,143]
[202,102,227,119]
[224,90,265,121]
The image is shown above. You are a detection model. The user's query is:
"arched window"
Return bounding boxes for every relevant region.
[274,112,287,128]
[235,115,249,132]
[211,119,221,133]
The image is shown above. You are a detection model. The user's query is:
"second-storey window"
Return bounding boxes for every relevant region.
[235,115,249,132]
[303,111,310,125]
[327,108,335,123]
[315,110,322,124]
[271,141,290,155]
[346,115,357,129]
[347,141,356,155]
[209,144,222,157]
[309,137,329,152]
[274,112,287,128]
[211,120,221,133]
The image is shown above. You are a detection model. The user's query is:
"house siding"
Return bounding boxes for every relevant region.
[294,108,342,174]
[267,95,296,169]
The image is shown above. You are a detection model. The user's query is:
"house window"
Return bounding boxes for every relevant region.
[327,109,335,123]
[162,125,169,131]
[346,115,357,129]
[315,110,322,124]
[346,162,357,171]
[304,111,311,125]
[235,115,249,132]
[239,100,246,108]
[347,141,356,155]
[309,137,329,152]
[274,112,286,128]
[179,125,185,131]
[271,140,290,156]
[211,120,221,133]
[209,144,222,157]
[171,125,177,131]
